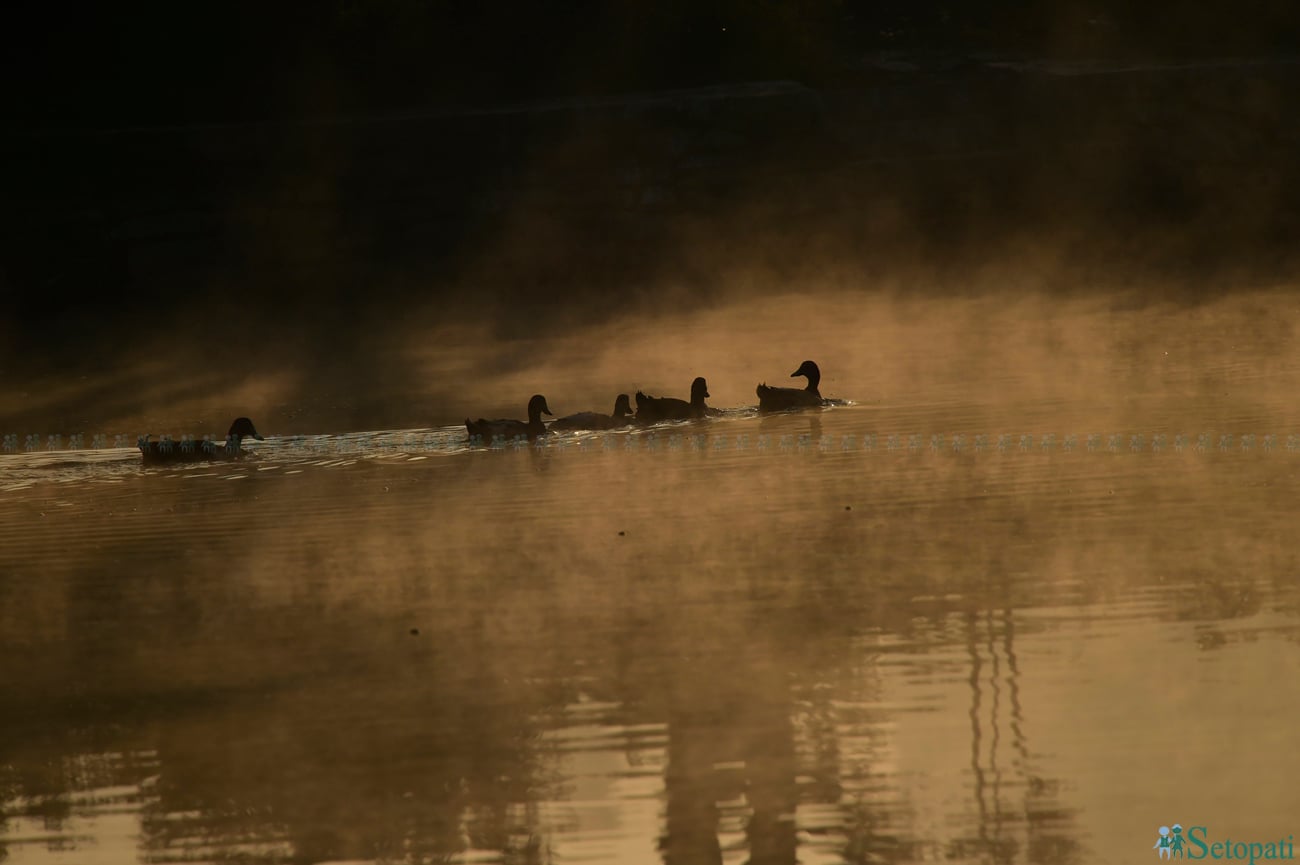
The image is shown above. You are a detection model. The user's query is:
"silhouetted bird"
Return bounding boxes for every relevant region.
[757,360,827,411]
[466,394,552,443]
[636,377,711,423]
[139,417,264,464]
[551,394,634,431]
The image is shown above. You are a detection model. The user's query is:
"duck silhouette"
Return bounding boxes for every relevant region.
[757,360,828,411]
[550,394,634,431]
[635,377,711,423]
[139,417,264,465]
[466,394,552,443]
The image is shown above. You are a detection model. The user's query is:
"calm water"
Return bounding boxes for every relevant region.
[3,293,1300,865]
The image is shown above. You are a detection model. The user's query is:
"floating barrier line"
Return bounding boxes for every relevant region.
[2,431,1298,457]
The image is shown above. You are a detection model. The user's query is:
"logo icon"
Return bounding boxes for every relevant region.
[1156,824,1187,859]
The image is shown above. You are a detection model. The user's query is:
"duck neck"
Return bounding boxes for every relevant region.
[804,370,821,392]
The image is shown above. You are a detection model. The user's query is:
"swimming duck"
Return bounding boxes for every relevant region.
[139,417,264,465]
[466,394,552,443]
[757,360,827,411]
[550,394,634,431]
[635,377,711,423]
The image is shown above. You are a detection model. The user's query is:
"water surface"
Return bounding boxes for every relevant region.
[3,293,1300,865]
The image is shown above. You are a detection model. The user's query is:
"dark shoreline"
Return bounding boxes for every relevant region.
[10,58,1299,328]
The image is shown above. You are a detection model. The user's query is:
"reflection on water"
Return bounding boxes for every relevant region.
[3,298,1300,864]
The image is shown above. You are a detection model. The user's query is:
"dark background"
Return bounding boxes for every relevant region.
[4,1,1299,420]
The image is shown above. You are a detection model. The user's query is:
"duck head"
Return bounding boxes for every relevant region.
[527,394,553,421]
[613,393,633,418]
[690,377,710,403]
[790,360,821,390]
[228,417,265,440]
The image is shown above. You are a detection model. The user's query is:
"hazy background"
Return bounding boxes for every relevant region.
[4,1,1299,435]
[6,10,1300,860]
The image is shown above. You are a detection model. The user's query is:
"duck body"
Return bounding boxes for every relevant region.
[757,360,827,412]
[140,417,264,465]
[466,394,553,443]
[551,394,634,431]
[635,377,711,423]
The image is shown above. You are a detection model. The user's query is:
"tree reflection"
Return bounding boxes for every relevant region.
[5,426,1294,864]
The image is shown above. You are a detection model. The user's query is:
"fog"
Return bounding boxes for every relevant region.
[4,270,1297,442]
[7,9,1300,863]
[6,44,1300,437]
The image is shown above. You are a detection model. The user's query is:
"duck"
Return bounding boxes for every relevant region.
[635,377,711,423]
[139,417,264,465]
[550,394,634,431]
[757,360,827,411]
[466,394,553,443]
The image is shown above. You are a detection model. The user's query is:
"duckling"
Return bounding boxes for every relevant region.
[635,377,711,423]
[466,394,552,443]
[757,360,827,411]
[140,417,264,465]
[550,394,634,431]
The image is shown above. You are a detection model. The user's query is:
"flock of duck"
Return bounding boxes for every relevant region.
[138,360,837,464]
[466,359,834,442]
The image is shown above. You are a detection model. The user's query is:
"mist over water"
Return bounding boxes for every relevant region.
[5,281,1297,439]
[6,13,1300,862]
[3,283,1300,863]
[8,50,1300,438]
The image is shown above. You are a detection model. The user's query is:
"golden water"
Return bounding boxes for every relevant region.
[3,289,1300,864]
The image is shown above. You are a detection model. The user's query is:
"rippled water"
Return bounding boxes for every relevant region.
[3,409,1299,864]
[4,291,1300,865]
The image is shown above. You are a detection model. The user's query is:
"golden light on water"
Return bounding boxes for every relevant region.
[3,280,1299,861]
[5,34,1300,861]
